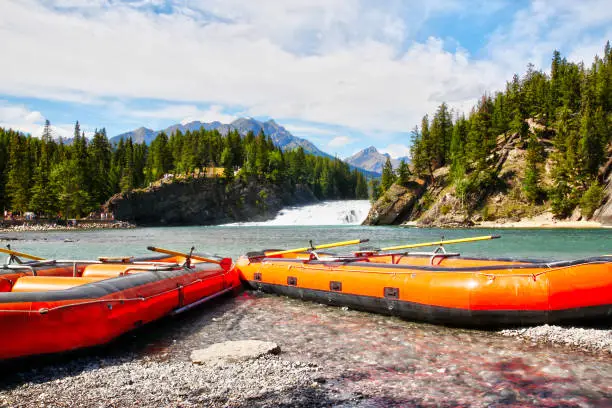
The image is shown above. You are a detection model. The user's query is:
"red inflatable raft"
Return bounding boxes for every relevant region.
[0,248,239,360]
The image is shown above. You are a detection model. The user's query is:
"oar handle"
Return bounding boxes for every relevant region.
[265,238,369,257]
[380,235,500,252]
[0,247,45,261]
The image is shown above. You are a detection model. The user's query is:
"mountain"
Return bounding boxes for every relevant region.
[112,126,157,145]
[345,146,409,175]
[111,118,331,158]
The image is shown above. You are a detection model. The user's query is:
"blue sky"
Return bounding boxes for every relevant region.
[1,0,611,159]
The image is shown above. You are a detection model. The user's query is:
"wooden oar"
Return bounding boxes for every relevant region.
[380,235,500,252]
[146,246,233,271]
[146,246,222,264]
[265,238,369,257]
[0,247,45,261]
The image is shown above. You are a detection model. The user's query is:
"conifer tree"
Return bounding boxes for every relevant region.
[397,159,411,186]
[381,157,396,191]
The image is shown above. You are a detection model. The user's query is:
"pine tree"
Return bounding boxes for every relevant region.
[397,159,411,186]
[369,179,382,202]
[523,134,545,203]
[6,133,31,213]
[89,129,113,204]
[29,124,56,216]
[449,116,468,180]
[381,157,396,191]
[355,171,368,198]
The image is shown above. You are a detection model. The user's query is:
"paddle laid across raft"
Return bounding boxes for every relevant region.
[235,237,612,327]
[0,247,240,360]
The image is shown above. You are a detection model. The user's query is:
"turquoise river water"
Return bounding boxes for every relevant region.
[1,225,611,407]
[3,225,611,261]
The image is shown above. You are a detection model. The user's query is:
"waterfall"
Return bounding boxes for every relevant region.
[226,200,371,226]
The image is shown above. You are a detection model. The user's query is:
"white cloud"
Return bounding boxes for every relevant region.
[283,124,339,137]
[130,104,238,124]
[0,101,90,139]
[0,0,609,143]
[327,136,353,147]
[379,144,411,159]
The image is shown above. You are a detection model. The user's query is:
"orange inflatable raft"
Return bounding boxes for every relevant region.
[0,249,239,360]
[235,245,612,327]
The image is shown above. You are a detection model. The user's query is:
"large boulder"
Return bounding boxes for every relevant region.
[190,340,281,365]
[362,181,425,225]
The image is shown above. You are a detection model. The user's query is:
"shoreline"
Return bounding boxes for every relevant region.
[402,220,608,229]
[0,221,136,234]
[475,220,605,229]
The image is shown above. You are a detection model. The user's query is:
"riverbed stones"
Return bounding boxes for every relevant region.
[499,324,612,353]
[190,340,281,364]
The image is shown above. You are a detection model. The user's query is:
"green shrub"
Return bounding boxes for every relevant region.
[580,183,604,218]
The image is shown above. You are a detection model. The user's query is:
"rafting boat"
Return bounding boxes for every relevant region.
[235,237,612,327]
[0,247,239,360]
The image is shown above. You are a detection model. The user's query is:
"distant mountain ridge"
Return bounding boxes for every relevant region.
[111,118,331,158]
[345,146,409,174]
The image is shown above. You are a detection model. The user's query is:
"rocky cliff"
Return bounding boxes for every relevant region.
[364,128,611,228]
[106,177,316,226]
[593,152,612,225]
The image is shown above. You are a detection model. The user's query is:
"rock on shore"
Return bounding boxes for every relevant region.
[191,340,281,364]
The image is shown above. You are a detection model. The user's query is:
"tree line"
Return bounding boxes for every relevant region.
[396,42,612,218]
[0,124,369,219]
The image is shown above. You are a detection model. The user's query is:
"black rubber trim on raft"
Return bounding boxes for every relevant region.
[0,262,222,304]
[256,256,611,272]
[246,281,612,327]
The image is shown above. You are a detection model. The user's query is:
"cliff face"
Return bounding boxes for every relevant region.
[106,177,316,226]
[593,154,612,225]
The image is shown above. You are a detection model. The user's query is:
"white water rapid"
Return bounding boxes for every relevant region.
[226,200,371,226]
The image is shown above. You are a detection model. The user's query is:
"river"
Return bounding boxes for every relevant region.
[1,201,611,406]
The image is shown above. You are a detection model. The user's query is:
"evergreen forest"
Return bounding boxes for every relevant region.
[382,42,612,218]
[0,123,369,219]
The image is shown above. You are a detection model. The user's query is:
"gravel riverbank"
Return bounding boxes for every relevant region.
[1,293,610,407]
[0,355,337,408]
[500,325,612,354]
[0,221,135,233]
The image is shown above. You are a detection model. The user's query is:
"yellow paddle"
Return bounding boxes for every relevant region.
[0,247,45,261]
[380,235,500,252]
[265,238,369,257]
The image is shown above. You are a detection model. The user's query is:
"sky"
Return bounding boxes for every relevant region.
[0,0,611,159]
